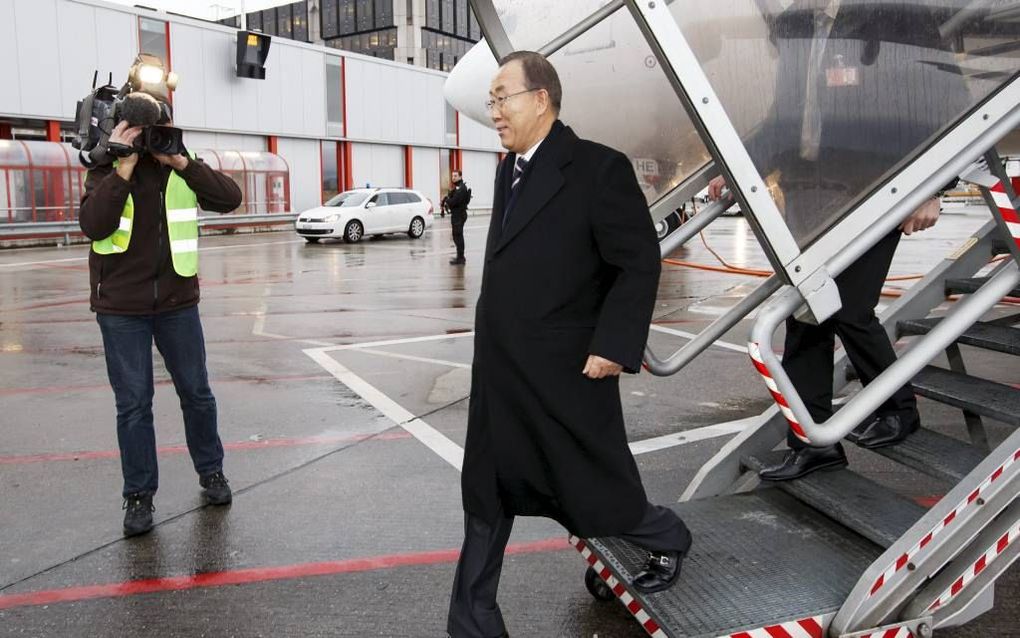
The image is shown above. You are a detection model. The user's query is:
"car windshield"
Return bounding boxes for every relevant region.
[325,191,371,208]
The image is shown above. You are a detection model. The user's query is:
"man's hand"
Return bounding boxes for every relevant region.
[707,175,728,201]
[582,355,623,379]
[153,152,189,171]
[900,197,941,235]
[109,121,144,179]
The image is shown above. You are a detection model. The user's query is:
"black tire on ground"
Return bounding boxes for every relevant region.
[584,567,615,602]
[408,216,425,239]
[303,237,320,243]
[343,220,364,244]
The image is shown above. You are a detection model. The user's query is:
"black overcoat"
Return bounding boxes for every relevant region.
[462,121,661,537]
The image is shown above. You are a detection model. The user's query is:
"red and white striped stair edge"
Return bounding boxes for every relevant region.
[927,517,1020,611]
[989,180,1020,251]
[569,536,831,638]
[869,447,1020,598]
[747,341,811,444]
[570,536,667,638]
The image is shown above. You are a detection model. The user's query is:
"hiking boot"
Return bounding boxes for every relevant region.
[123,492,154,537]
[200,471,232,506]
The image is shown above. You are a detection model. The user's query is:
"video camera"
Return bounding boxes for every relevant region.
[72,54,186,167]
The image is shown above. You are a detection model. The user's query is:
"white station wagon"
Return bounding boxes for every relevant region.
[295,188,435,244]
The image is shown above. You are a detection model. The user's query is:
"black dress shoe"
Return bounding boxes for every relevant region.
[632,541,690,594]
[449,257,466,265]
[846,412,920,449]
[759,443,848,481]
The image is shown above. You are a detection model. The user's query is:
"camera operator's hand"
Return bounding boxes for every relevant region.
[109,121,144,180]
[152,152,189,172]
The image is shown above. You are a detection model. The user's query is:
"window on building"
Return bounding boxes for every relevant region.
[322,141,339,202]
[441,0,454,33]
[426,0,440,29]
[357,0,373,31]
[326,57,344,137]
[469,8,481,41]
[341,0,357,34]
[327,27,397,59]
[278,6,293,39]
[138,17,169,63]
[247,10,263,32]
[375,0,393,27]
[322,0,339,38]
[455,0,468,37]
[292,2,309,41]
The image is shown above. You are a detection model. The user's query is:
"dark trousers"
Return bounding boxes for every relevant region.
[97,305,224,496]
[451,210,467,259]
[447,503,690,638]
[782,230,917,449]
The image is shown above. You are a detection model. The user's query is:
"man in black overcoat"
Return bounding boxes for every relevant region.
[447,51,692,638]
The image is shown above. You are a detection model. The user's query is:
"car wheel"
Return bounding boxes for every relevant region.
[408,216,425,239]
[303,237,320,244]
[344,220,364,244]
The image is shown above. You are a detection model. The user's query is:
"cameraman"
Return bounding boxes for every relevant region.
[79,111,242,537]
[445,170,470,265]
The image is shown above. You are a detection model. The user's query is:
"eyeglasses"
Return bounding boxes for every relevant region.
[484,88,540,112]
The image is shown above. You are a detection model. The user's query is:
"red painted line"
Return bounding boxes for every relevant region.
[0,432,411,465]
[0,537,568,610]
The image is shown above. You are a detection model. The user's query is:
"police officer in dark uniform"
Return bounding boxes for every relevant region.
[445,171,471,265]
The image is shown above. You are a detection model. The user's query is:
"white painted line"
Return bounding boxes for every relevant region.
[648,324,747,353]
[304,347,465,471]
[628,416,756,455]
[326,331,475,352]
[355,348,472,369]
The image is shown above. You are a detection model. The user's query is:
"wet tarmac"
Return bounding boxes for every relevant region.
[0,209,1017,637]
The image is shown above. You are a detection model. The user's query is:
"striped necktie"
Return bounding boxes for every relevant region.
[512,156,528,191]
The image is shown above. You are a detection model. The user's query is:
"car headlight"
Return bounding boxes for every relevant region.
[323,214,341,223]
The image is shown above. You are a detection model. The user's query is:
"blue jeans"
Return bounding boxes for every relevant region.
[97,305,224,497]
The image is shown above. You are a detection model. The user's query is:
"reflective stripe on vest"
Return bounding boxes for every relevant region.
[91,157,200,277]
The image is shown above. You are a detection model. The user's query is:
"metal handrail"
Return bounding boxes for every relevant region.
[643,193,783,377]
[0,213,298,238]
[749,262,1020,447]
[645,274,780,376]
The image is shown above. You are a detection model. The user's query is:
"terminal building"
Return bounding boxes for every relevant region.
[0,0,503,229]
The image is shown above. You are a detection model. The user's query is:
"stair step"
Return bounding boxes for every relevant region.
[871,427,987,484]
[898,318,1020,355]
[585,490,880,638]
[945,276,1020,298]
[913,365,1020,427]
[743,455,926,548]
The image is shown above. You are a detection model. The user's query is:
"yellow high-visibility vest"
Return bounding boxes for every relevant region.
[91,157,200,277]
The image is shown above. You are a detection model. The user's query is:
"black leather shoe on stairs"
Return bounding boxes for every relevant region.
[845,412,920,449]
[632,537,691,594]
[758,443,848,481]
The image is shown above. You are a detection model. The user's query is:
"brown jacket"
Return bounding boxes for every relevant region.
[79,154,242,315]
